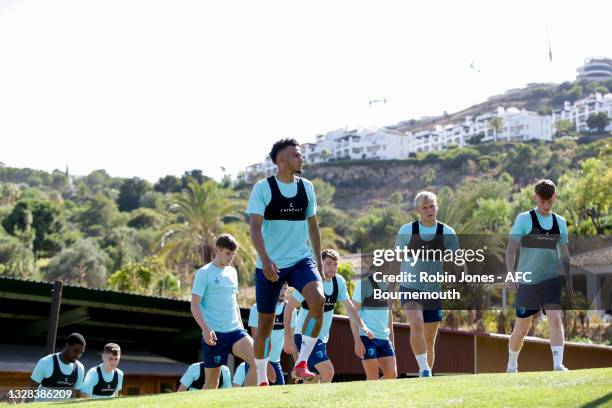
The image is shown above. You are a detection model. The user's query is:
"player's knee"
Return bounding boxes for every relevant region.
[411,320,425,334]
[307,293,325,313]
[384,368,397,379]
[514,324,529,337]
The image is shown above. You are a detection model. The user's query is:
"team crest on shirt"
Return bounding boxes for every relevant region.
[214,356,221,364]
[367,348,375,356]
[316,351,323,358]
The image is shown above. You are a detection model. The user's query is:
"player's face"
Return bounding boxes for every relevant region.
[215,247,237,266]
[278,283,288,302]
[279,146,304,174]
[534,194,556,215]
[66,344,85,363]
[103,352,121,369]
[322,258,339,280]
[417,200,437,223]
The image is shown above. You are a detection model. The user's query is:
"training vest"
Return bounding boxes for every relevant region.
[520,210,560,250]
[40,354,79,389]
[361,275,388,309]
[263,176,309,221]
[301,276,338,312]
[188,363,206,390]
[407,221,445,251]
[91,366,119,396]
[273,303,287,330]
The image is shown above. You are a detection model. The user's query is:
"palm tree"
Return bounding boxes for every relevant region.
[158,181,255,285]
[488,116,504,142]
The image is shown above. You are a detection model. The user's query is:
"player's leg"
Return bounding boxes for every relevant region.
[231,332,257,386]
[423,309,442,369]
[314,360,334,383]
[289,261,324,379]
[544,308,566,370]
[404,305,429,375]
[361,358,380,380]
[508,312,534,372]
[204,367,221,389]
[269,361,285,385]
[544,277,567,371]
[423,322,440,369]
[253,273,283,385]
[378,356,397,380]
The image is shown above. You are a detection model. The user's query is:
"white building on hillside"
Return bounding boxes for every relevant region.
[466,107,552,142]
[552,92,612,132]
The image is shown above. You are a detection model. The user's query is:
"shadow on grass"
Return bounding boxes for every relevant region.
[581,392,612,408]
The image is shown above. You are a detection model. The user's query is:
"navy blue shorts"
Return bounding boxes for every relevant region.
[270,361,285,386]
[256,257,321,314]
[202,329,248,368]
[399,287,443,323]
[360,336,395,360]
[515,277,562,318]
[294,334,328,372]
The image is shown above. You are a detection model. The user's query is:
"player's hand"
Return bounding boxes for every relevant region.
[354,340,365,359]
[283,333,296,355]
[362,326,375,339]
[203,328,217,346]
[262,258,279,282]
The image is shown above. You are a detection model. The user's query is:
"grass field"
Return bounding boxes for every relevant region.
[13,368,612,408]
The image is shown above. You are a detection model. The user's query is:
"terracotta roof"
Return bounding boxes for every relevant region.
[571,246,612,267]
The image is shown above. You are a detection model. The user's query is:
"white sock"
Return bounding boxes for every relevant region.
[508,349,520,370]
[551,345,564,368]
[254,358,268,384]
[415,353,430,372]
[296,335,317,365]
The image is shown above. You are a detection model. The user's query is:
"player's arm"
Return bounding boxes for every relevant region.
[191,294,216,345]
[177,384,188,392]
[505,238,521,290]
[250,214,279,281]
[557,243,573,299]
[348,300,366,358]
[283,296,300,356]
[342,298,374,339]
[307,215,323,276]
[237,304,245,330]
[387,299,395,348]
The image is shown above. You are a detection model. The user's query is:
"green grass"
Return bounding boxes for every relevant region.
[16,368,612,408]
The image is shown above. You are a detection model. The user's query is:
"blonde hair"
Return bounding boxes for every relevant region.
[414,191,437,209]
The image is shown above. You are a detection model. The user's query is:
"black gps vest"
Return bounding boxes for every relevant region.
[40,354,79,389]
[301,276,338,312]
[273,303,287,330]
[520,210,560,250]
[263,176,309,221]
[188,363,206,390]
[361,275,388,309]
[407,221,445,251]
[91,366,119,396]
